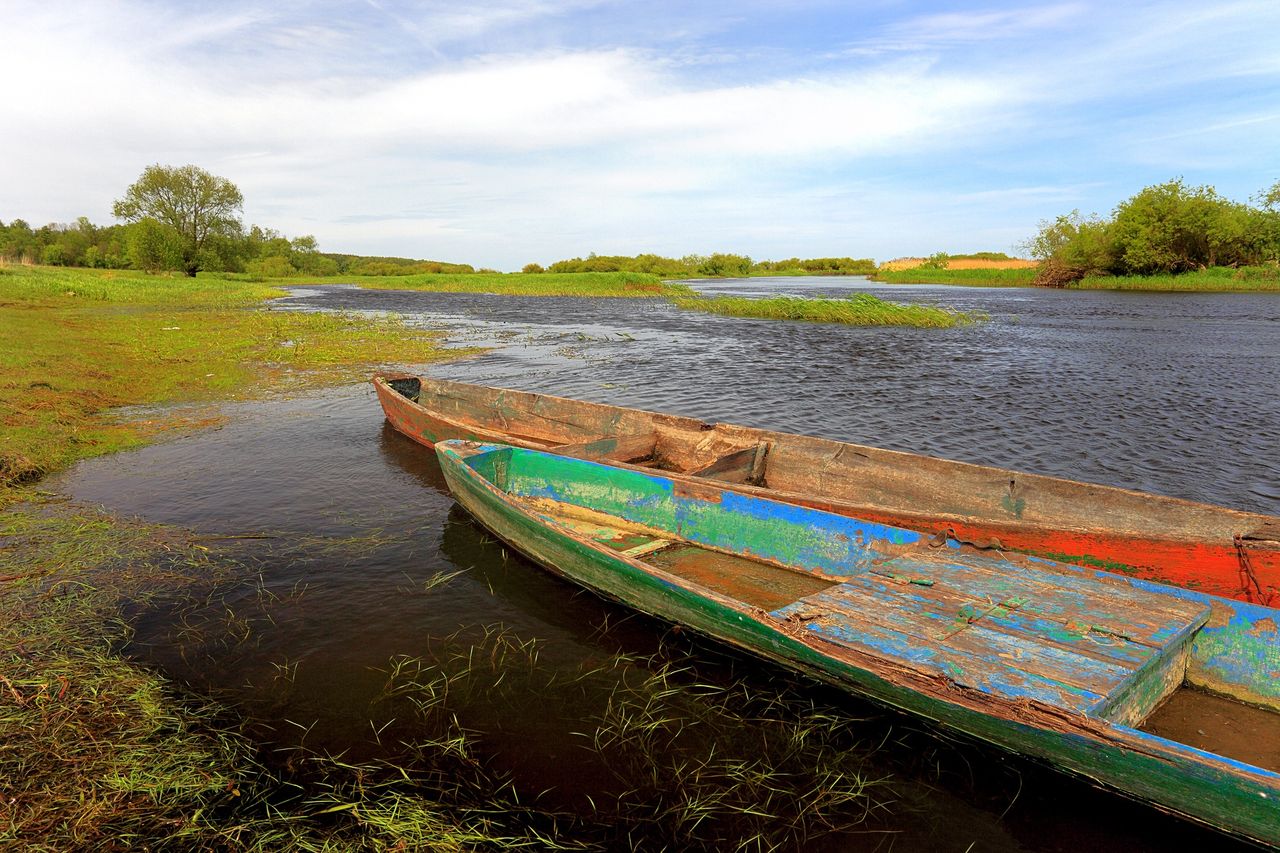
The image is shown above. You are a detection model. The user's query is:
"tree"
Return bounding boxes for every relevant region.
[920,251,950,270]
[126,218,185,273]
[112,164,243,276]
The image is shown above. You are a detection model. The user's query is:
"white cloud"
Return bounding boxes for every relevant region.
[2,0,1278,267]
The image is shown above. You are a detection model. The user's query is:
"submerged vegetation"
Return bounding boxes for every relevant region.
[671,292,977,327]
[1,498,898,849]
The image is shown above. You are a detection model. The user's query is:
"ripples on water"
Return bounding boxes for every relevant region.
[58,278,1277,851]
[298,277,1280,513]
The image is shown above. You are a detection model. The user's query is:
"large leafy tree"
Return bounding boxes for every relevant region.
[112,164,243,276]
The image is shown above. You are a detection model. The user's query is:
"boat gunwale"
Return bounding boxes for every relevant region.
[374,372,1280,544]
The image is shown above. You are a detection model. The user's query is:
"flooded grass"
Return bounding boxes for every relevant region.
[0,496,897,850]
[0,265,458,500]
[670,292,977,327]
[0,499,564,850]
[0,498,258,850]
[347,622,897,850]
[870,267,1038,287]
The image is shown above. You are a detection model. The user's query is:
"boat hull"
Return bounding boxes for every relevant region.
[435,440,1280,845]
[376,373,1280,603]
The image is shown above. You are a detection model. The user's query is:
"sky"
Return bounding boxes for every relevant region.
[2,0,1278,270]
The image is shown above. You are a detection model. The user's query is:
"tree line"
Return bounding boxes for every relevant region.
[0,164,472,278]
[525,254,877,277]
[1027,178,1280,285]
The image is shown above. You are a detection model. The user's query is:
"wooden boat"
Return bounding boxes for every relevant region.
[374,373,1280,604]
[435,439,1280,845]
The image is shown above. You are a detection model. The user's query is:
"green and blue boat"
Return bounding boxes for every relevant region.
[435,438,1280,846]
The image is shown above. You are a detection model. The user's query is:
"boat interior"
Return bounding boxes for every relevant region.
[447,441,1280,775]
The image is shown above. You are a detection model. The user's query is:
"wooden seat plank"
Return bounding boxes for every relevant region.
[777,584,1133,707]
[874,550,1209,648]
[773,549,1210,716]
[847,571,1159,669]
[778,592,1110,711]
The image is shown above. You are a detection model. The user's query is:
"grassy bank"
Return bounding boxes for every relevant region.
[0,265,458,493]
[870,267,1039,287]
[670,292,977,327]
[344,269,683,297]
[1072,266,1280,291]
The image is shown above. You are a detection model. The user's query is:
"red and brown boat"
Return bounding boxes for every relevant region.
[374,372,1279,603]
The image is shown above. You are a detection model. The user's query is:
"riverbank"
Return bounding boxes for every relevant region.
[871,267,1038,287]
[0,265,464,495]
[1069,266,1280,291]
[870,264,1280,290]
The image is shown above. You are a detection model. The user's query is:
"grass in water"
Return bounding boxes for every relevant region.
[670,292,977,327]
[362,625,895,850]
[871,267,1039,287]
[0,499,562,851]
[0,499,262,851]
[0,265,459,499]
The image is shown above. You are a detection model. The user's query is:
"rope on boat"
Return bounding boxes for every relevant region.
[1235,534,1276,606]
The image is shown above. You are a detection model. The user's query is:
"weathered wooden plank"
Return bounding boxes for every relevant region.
[551,432,657,464]
[874,552,1210,648]
[834,569,1161,668]
[644,544,837,611]
[686,445,759,480]
[774,585,1137,711]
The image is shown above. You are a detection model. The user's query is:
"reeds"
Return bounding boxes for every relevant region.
[1074,265,1280,291]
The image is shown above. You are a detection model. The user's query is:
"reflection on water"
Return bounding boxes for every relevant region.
[56,278,1276,850]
